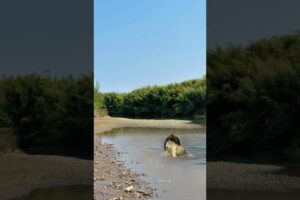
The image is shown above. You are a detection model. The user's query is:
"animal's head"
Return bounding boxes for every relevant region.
[165,140,185,157]
[164,134,181,150]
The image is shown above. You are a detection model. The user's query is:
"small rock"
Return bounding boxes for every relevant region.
[116,184,122,189]
[109,198,118,200]
[125,185,134,192]
[134,192,141,198]
[137,190,151,196]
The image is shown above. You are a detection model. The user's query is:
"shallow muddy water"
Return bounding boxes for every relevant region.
[100,127,206,200]
[11,185,93,200]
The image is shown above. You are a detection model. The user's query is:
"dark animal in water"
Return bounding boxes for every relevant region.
[164,134,180,150]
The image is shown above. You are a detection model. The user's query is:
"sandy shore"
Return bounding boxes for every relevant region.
[0,151,92,200]
[208,161,300,192]
[94,117,202,200]
[94,117,203,134]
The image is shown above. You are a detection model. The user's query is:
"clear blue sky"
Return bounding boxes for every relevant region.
[95,0,206,92]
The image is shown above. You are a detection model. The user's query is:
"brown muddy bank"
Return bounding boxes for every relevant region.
[0,152,92,200]
[208,161,300,192]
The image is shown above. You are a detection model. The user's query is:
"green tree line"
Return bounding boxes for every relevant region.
[95,78,206,119]
[0,74,93,158]
[207,34,300,156]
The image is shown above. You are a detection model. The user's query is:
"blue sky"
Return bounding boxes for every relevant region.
[95,0,206,92]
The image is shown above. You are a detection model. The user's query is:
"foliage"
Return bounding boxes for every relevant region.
[0,74,93,158]
[207,34,300,155]
[95,78,206,119]
[94,82,107,116]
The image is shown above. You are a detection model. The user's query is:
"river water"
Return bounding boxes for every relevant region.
[101,127,206,200]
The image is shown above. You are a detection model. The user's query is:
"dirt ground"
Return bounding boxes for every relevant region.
[0,151,92,200]
[208,161,300,192]
[94,117,203,134]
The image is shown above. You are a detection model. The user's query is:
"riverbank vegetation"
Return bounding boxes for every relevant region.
[94,82,107,117]
[207,34,300,156]
[94,78,206,121]
[0,74,93,158]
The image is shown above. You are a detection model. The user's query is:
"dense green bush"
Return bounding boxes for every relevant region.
[0,74,93,158]
[207,34,300,155]
[95,78,206,119]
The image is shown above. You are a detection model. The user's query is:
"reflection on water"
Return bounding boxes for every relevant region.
[101,127,206,200]
[11,185,93,200]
